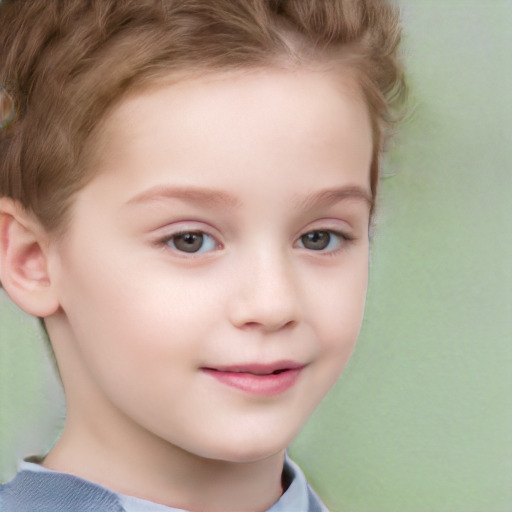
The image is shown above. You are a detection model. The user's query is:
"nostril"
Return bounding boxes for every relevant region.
[238,319,297,332]
[241,321,263,330]
[278,319,297,331]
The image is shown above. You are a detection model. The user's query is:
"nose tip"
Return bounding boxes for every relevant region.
[229,264,301,333]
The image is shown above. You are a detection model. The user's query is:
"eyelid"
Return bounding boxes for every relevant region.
[295,217,353,237]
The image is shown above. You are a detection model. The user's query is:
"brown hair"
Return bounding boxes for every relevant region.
[0,0,406,232]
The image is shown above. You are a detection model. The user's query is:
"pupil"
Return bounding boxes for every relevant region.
[175,232,203,253]
[302,231,330,250]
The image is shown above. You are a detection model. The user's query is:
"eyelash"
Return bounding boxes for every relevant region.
[295,229,354,255]
[158,228,353,256]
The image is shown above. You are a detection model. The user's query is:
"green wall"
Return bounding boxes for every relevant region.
[1,2,511,511]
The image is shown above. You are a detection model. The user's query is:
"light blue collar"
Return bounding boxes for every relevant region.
[19,455,327,511]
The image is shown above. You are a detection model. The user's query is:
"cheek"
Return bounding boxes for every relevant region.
[313,255,368,344]
[59,259,225,381]
[306,257,368,397]
[310,266,368,398]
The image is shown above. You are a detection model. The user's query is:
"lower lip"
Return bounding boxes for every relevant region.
[202,368,303,396]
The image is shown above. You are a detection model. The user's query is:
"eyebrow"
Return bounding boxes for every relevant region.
[125,184,373,211]
[294,186,373,211]
[125,185,241,209]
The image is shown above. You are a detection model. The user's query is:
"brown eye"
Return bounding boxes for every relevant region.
[300,231,331,251]
[171,232,203,253]
[167,232,216,253]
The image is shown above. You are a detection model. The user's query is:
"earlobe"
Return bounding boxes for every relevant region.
[0,198,60,317]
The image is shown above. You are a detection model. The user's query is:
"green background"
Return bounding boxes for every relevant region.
[1,2,511,511]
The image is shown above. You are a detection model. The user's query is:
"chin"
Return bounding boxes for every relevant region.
[190,427,297,464]
[206,445,286,465]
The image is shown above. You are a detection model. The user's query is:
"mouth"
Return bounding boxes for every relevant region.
[201,361,305,396]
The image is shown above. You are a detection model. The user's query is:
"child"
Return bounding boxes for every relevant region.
[0,0,405,510]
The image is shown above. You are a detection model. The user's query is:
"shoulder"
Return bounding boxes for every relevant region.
[0,469,125,512]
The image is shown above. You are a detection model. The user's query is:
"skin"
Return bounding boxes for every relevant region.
[1,68,373,512]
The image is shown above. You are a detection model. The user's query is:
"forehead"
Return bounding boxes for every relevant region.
[96,68,369,167]
[76,67,372,216]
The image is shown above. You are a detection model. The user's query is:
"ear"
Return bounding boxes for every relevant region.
[0,198,60,317]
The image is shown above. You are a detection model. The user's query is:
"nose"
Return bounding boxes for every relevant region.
[228,250,301,333]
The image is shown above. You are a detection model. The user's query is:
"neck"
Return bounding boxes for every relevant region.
[43,413,285,512]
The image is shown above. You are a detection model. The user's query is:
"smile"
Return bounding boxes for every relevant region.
[201,362,305,396]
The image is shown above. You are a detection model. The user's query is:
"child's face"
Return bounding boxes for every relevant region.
[48,68,372,462]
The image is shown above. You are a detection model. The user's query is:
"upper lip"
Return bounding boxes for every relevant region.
[202,361,305,375]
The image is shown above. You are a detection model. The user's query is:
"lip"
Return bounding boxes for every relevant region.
[201,361,305,397]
